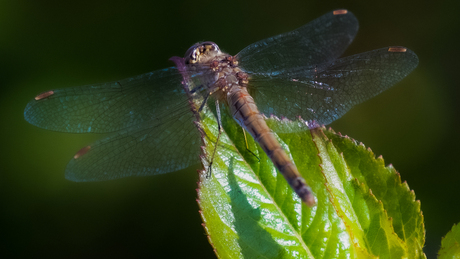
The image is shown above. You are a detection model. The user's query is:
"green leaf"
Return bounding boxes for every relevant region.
[196,104,425,258]
[439,223,460,259]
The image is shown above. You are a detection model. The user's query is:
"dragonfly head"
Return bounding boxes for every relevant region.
[184,41,221,64]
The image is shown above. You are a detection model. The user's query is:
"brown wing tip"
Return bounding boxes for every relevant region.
[34,90,54,100]
[388,46,407,52]
[74,146,91,159]
[333,9,348,15]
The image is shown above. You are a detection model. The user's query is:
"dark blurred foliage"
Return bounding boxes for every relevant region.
[1,0,458,258]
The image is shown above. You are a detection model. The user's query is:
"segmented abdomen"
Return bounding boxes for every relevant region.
[227,86,315,206]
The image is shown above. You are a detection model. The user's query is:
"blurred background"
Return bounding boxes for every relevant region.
[0,0,457,258]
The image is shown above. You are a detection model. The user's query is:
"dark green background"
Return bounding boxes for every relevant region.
[1,0,457,258]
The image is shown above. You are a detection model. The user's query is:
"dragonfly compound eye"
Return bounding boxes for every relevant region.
[184,42,221,64]
[184,44,199,64]
[201,41,220,53]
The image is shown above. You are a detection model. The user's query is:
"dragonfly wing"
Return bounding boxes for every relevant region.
[24,67,186,133]
[25,66,204,181]
[65,110,201,181]
[236,10,358,74]
[249,47,419,127]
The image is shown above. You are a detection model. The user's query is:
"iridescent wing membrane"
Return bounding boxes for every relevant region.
[24,68,203,181]
[238,11,418,126]
[24,10,418,182]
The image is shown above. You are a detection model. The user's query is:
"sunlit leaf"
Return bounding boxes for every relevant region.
[439,223,460,259]
[196,104,425,258]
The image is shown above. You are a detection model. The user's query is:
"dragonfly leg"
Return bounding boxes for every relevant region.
[198,93,210,112]
[207,100,223,178]
[190,84,204,93]
[242,128,260,162]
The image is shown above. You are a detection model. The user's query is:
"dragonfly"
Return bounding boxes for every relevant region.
[24,10,418,206]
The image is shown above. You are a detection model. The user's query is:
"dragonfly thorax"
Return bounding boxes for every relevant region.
[182,42,249,97]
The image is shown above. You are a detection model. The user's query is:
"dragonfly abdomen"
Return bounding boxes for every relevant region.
[227,86,315,206]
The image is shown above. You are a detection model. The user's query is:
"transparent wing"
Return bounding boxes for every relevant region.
[65,112,201,181]
[236,10,358,74]
[24,67,203,181]
[248,47,419,126]
[24,67,186,133]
